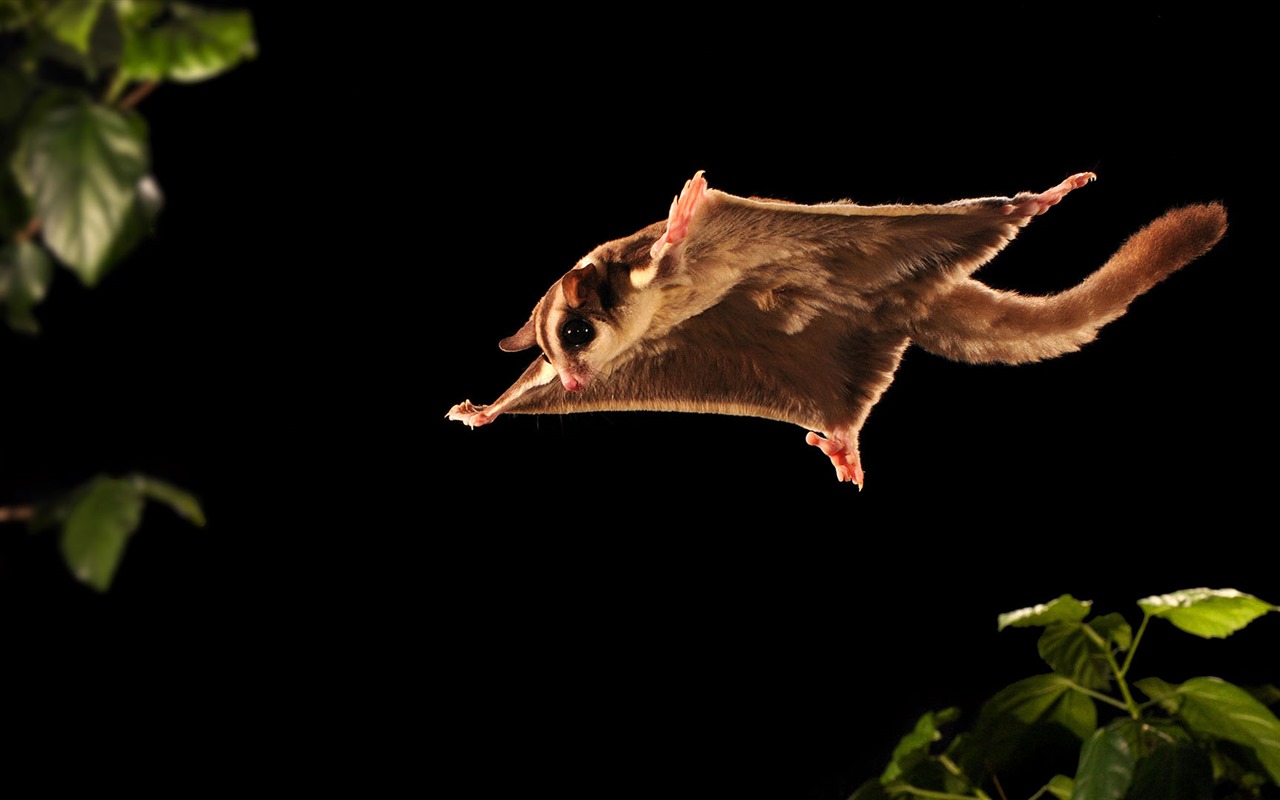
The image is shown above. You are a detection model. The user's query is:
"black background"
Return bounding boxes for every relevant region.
[3,7,1274,797]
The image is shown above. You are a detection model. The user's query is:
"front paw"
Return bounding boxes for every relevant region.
[447,400,492,428]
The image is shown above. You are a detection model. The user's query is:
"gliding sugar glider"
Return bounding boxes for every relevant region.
[447,171,1227,488]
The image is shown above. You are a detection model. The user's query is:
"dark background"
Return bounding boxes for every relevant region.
[3,7,1274,798]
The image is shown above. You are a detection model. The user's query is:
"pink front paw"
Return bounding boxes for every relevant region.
[805,431,865,488]
[447,400,493,428]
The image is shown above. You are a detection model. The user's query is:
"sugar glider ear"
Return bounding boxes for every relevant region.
[499,317,537,352]
[561,262,602,309]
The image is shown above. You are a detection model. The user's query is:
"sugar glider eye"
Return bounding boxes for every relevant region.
[559,318,595,347]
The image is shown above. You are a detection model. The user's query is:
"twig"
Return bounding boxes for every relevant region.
[0,505,34,523]
[14,216,41,243]
[117,80,159,111]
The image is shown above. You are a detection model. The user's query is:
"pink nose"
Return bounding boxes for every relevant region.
[561,375,584,392]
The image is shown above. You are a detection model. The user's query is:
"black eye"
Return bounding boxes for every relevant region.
[560,318,595,347]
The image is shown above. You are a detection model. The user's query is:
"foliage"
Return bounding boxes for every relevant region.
[0,0,255,328]
[850,589,1279,800]
[1,0,253,589]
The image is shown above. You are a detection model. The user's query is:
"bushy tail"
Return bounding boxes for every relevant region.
[909,203,1228,364]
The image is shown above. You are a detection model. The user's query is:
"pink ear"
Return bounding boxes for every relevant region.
[650,170,709,258]
[561,263,601,308]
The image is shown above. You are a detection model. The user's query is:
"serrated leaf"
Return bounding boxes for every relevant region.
[96,174,163,272]
[0,239,53,333]
[880,707,959,784]
[121,2,255,83]
[1046,774,1074,800]
[59,475,144,591]
[11,97,149,283]
[1138,588,1276,639]
[1162,677,1280,785]
[130,473,205,526]
[1052,687,1098,741]
[999,594,1092,631]
[984,674,1079,725]
[1039,627,1107,690]
[954,674,1096,780]
[1135,676,1181,712]
[42,0,102,54]
[1126,740,1213,800]
[1071,727,1135,800]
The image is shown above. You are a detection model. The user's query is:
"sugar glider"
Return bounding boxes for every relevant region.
[447,171,1226,488]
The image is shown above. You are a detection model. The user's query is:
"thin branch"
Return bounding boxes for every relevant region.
[888,784,980,800]
[14,216,41,243]
[117,80,159,111]
[0,505,34,523]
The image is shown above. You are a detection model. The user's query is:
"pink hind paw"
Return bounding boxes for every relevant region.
[805,431,865,488]
[650,170,709,258]
[1002,171,1095,217]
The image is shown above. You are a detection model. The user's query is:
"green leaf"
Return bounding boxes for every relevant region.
[1071,727,1135,800]
[0,239,53,333]
[59,475,144,591]
[121,2,256,83]
[1037,614,1132,690]
[998,594,1092,631]
[1138,588,1276,639]
[130,473,205,526]
[42,0,103,54]
[880,707,959,783]
[1165,677,1280,784]
[114,0,166,27]
[1052,688,1099,741]
[954,674,1098,780]
[1126,741,1213,800]
[847,777,890,800]
[11,96,149,283]
[1046,774,1074,800]
[982,674,1095,735]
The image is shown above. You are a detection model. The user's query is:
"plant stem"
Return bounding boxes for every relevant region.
[14,217,41,243]
[1066,680,1130,712]
[1103,647,1141,719]
[890,785,981,800]
[117,80,159,110]
[1118,613,1151,678]
[1081,621,1143,718]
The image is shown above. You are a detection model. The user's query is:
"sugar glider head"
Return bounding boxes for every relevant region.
[498,172,710,392]
[498,221,669,392]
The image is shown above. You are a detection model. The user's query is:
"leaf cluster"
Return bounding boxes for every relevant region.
[851,589,1279,800]
[0,0,254,330]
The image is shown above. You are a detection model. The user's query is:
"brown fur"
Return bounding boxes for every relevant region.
[448,174,1227,485]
